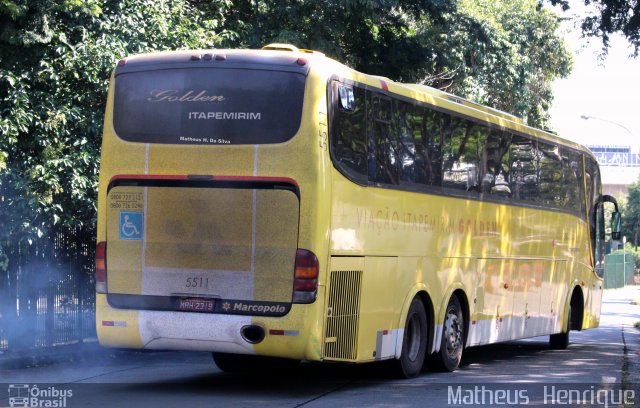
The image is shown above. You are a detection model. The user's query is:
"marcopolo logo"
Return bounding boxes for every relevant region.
[232,302,286,314]
[218,300,289,316]
[8,384,73,407]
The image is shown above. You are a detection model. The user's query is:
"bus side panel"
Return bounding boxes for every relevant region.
[586,279,603,329]
[472,259,514,345]
[355,257,400,362]
[539,260,566,334]
[471,258,565,347]
[577,262,603,329]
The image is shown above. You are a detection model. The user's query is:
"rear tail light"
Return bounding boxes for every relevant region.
[96,241,107,294]
[293,249,319,304]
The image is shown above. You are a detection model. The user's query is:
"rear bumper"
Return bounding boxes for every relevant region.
[96,293,323,360]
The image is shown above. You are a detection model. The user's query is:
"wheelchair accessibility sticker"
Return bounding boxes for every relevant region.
[119,212,143,240]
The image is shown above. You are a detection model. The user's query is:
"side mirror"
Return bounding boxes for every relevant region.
[611,211,622,240]
[338,85,355,111]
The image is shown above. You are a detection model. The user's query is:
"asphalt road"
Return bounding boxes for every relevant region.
[1,287,639,408]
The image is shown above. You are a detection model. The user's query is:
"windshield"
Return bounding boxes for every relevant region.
[113,68,306,145]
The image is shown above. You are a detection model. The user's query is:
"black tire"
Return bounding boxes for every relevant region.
[212,352,300,373]
[549,306,571,350]
[431,296,464,372]
[391,297,428,378]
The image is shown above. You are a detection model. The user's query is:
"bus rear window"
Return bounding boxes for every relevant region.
[113,68,306,145]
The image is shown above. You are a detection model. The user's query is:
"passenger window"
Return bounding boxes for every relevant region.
[369,94,398,184]
[481,129,512,197]
[562,149,585,213]
[417,108,444,187]
[538,142,564,208]
[442,117,485,194]
[331,82,367,183]
[373,95,392,123]
[509,137,539,203]
[396,101,417,184]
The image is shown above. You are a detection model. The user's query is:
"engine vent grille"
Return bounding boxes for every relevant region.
[323,270,362,361]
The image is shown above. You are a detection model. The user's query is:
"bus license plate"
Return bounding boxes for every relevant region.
[177,298,215,312]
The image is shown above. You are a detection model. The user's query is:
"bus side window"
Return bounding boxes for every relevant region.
[414,108,443,187]
[562,149,585,214]
[538,142,564,208]
[369,94,399,185]
[509,137,539,202]
[331,83,367,183]
[442,117,485,194]
[481,129,512,197]
[396,100,417,184]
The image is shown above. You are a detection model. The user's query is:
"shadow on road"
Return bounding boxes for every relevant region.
[109,334,619,400]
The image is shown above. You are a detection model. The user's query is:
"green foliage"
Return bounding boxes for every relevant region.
[218,0,456,80]
[217,0,572,128]
[621,181,640,247]
[549,0,640,56]
[0,0,230,246]
[459,0,572,127]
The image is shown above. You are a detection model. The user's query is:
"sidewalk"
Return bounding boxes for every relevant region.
[602,286,640,389]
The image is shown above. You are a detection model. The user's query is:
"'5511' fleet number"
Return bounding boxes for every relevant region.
[185,277,209,289]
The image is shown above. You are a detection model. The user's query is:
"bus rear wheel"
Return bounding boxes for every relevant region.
[391,297,428,378]
[212,352,299,373]
[431,296,464,372]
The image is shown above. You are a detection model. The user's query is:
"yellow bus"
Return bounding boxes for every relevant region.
[96,44,621,378]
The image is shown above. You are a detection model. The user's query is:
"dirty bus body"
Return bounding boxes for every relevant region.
[96,44,618,378]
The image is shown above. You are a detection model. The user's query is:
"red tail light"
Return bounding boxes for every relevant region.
[96,241,107,294]
[293,249,319,304]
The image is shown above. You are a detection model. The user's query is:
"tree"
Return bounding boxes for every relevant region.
[217,0,460,82]
[623,181,640,248]
[218,0,572,128]
[459,0,573,126]
[549,0,640,56]
[0,0,230,248]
